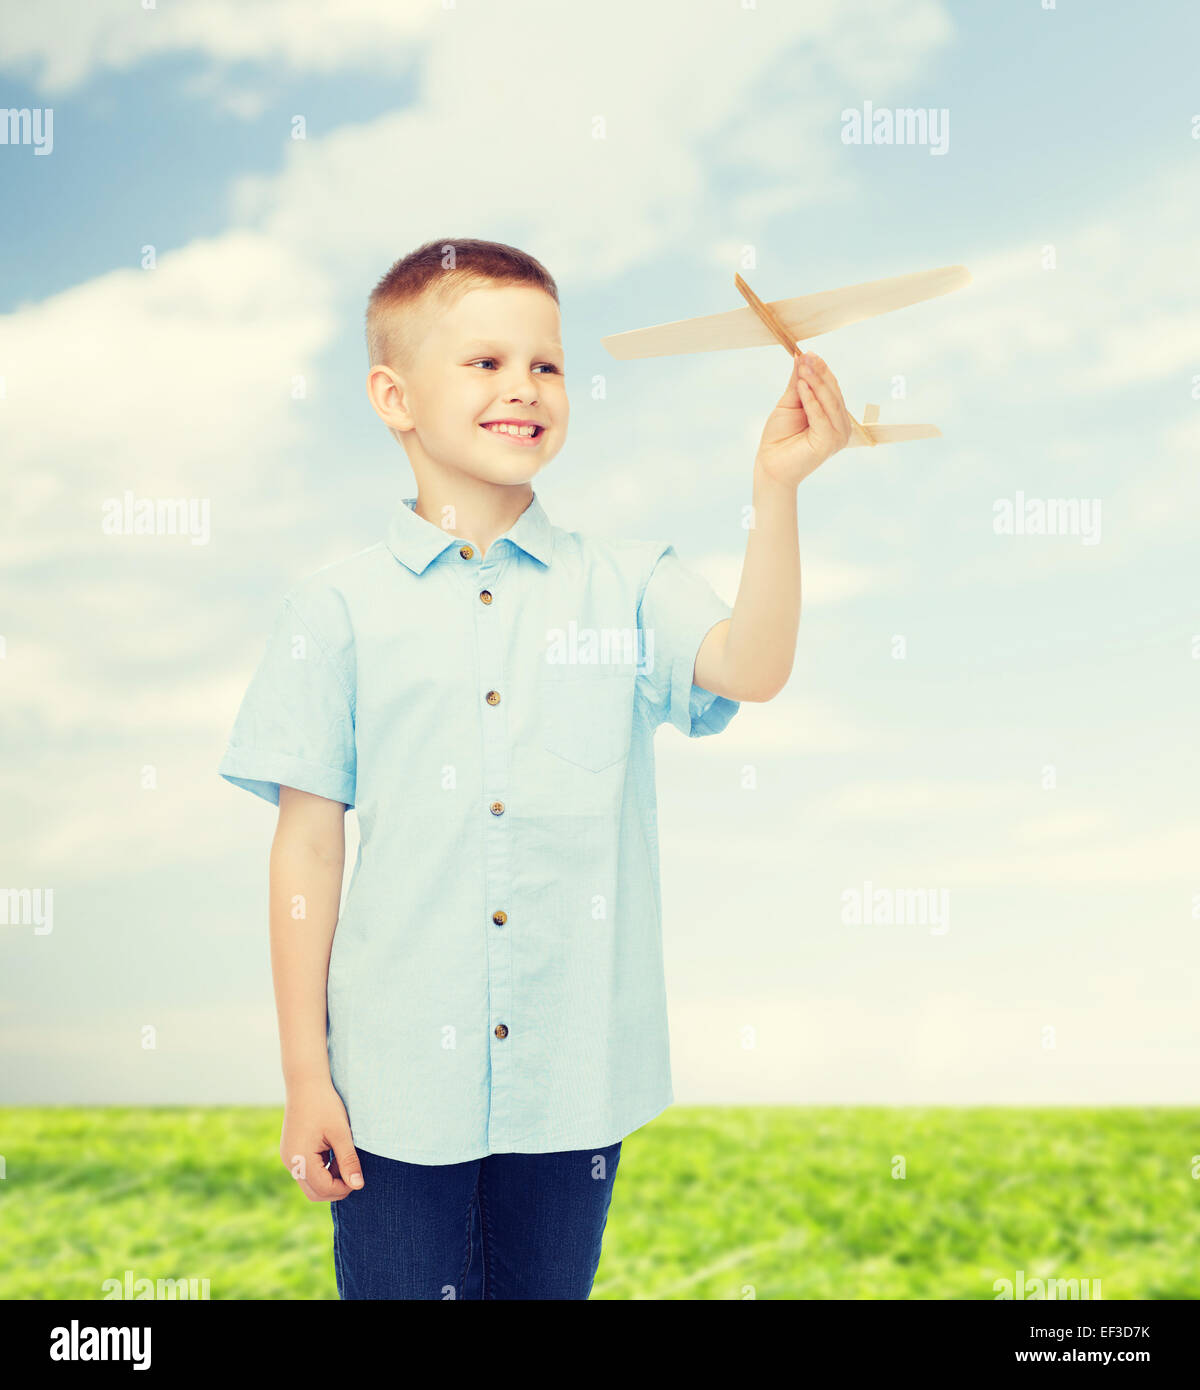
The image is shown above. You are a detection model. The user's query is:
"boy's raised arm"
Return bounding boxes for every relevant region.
[694,350,854,702]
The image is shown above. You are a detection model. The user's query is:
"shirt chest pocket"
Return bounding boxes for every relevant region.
[539,669,633,773]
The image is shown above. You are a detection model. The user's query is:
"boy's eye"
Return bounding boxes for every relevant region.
[470,358,561,374]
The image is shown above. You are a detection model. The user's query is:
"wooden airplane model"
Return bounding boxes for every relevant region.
[600,265,972,447]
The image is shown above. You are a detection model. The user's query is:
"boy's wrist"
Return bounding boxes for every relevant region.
[753,451,801,500]
[283,1062,334,1093]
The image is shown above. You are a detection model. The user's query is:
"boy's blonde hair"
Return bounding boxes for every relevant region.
[366,238,559,374]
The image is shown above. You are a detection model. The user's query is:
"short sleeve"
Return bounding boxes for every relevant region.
[218,596,356,808]
[636,544,740,738]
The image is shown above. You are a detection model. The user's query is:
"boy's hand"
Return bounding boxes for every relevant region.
[280,1077,364,1202]
[755,351,854,487]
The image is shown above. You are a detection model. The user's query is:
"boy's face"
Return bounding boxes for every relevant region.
[381,284,567,486]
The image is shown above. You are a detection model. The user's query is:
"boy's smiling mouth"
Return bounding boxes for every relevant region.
[480,420,545,446]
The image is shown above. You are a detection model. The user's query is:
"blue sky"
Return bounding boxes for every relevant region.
[1,0,1197,1109]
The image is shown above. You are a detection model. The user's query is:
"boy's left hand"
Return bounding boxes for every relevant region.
[755,351,854,487]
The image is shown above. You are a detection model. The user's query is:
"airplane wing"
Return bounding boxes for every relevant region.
[600,265,971,360]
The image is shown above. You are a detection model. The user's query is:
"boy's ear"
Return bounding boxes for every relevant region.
[366,363,412,433]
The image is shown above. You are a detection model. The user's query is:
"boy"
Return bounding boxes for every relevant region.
[218,238,852,1300]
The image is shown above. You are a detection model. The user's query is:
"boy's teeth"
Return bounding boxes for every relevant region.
[485,423,536,436]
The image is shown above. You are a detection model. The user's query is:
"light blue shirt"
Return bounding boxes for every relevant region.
[219,492,739,1164]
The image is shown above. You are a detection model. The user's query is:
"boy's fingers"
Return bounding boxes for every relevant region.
[285,1144,345,1201]
[300,1152,339,1200]
[328,1133,365,1191]
[805,358,840,414]
[804,354,853,438]
[305,1152,357,1202]
[804,363,852,443]
[796,372,833,436]
[776,353,803,409]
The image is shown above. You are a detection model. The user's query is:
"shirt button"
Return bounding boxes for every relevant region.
[492,910,507,926]
[459,544,474,559]
[479,589,493,605]
[494,1023,509,1039]
[486,689,501,705]
[489,801,505,816]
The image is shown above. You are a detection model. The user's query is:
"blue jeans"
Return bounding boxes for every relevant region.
[330,1141,622,1299]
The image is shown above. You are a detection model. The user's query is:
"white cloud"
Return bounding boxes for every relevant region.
[703,548,889,609]
[825,778,1037,819]
[0,230,335,550]
[0,0,435,93]
[935,821,1200,887]
[179,67,270,121]
[227,1,948,286]
[0,0,956,100]
[882,161,1200,403]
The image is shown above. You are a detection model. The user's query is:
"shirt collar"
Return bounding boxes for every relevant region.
[386,490,555,575]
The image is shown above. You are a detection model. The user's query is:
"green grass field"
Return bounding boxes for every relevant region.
[0,1106,1192,1299]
